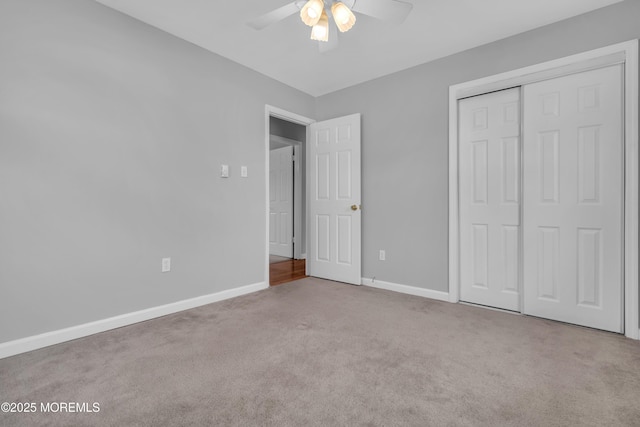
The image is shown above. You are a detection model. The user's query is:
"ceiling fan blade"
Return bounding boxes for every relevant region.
[351,0,413,24]
[247,2,300,30]
[319,22,339,53]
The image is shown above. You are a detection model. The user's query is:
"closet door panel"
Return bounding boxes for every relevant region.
[522,65,623,333]
[459,88,521,311]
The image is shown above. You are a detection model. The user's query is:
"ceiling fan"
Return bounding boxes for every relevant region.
[248,0,413,52]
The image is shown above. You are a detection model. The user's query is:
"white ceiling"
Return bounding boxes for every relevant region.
[94,0,622,97]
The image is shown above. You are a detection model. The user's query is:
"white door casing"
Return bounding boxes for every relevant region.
[269,145,294,258]
[308,114,362,285]
[264,105,315,285]
[459,88,521,311]
[522,65,623,333]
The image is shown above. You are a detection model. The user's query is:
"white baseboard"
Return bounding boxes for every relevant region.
[0,281,268,360]
[361,278,450,302]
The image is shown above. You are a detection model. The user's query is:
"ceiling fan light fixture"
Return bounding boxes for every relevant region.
[331,2,356,32]
[310,9,329,42]
[300,0,324,26]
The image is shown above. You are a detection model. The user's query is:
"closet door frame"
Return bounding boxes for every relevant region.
[448,40,639,339]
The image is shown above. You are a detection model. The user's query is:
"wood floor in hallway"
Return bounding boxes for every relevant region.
[270,259,306,286]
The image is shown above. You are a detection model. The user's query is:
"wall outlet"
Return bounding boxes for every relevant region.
[241,166,248,178]
[162,257,171,273]
[379,250,386,261]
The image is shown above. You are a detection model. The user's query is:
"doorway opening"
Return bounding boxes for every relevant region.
[266,107,315,286]
[265,106,363,287]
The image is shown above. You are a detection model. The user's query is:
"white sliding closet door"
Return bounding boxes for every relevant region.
[522,65,623,333]
[459,88,521,311]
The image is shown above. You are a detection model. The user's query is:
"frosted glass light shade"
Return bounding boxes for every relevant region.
[300,0,324,26]
[310,10,329,42]
[331,2,356,32]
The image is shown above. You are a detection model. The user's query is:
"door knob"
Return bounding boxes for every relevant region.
[351,205,359,211]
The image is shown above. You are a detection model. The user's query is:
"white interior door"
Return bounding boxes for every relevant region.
[308,114,361,285]
[269,145,293,258]
[459,88,521,311]
[522,65,623,333]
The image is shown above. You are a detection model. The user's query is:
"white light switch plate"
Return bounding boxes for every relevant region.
[220,164,229,178]
[241,166,248,178]
[162,257,171,272]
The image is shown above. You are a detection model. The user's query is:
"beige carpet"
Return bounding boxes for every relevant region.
[1,277,639,426]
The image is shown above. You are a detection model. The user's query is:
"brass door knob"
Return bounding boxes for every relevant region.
[351,205,358,211]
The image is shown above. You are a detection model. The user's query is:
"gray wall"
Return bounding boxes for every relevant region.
[316,0,640,292]
[269,117,307,254]
[270,117,307,144]
[2,0,639,346]
[0,0,314,343]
